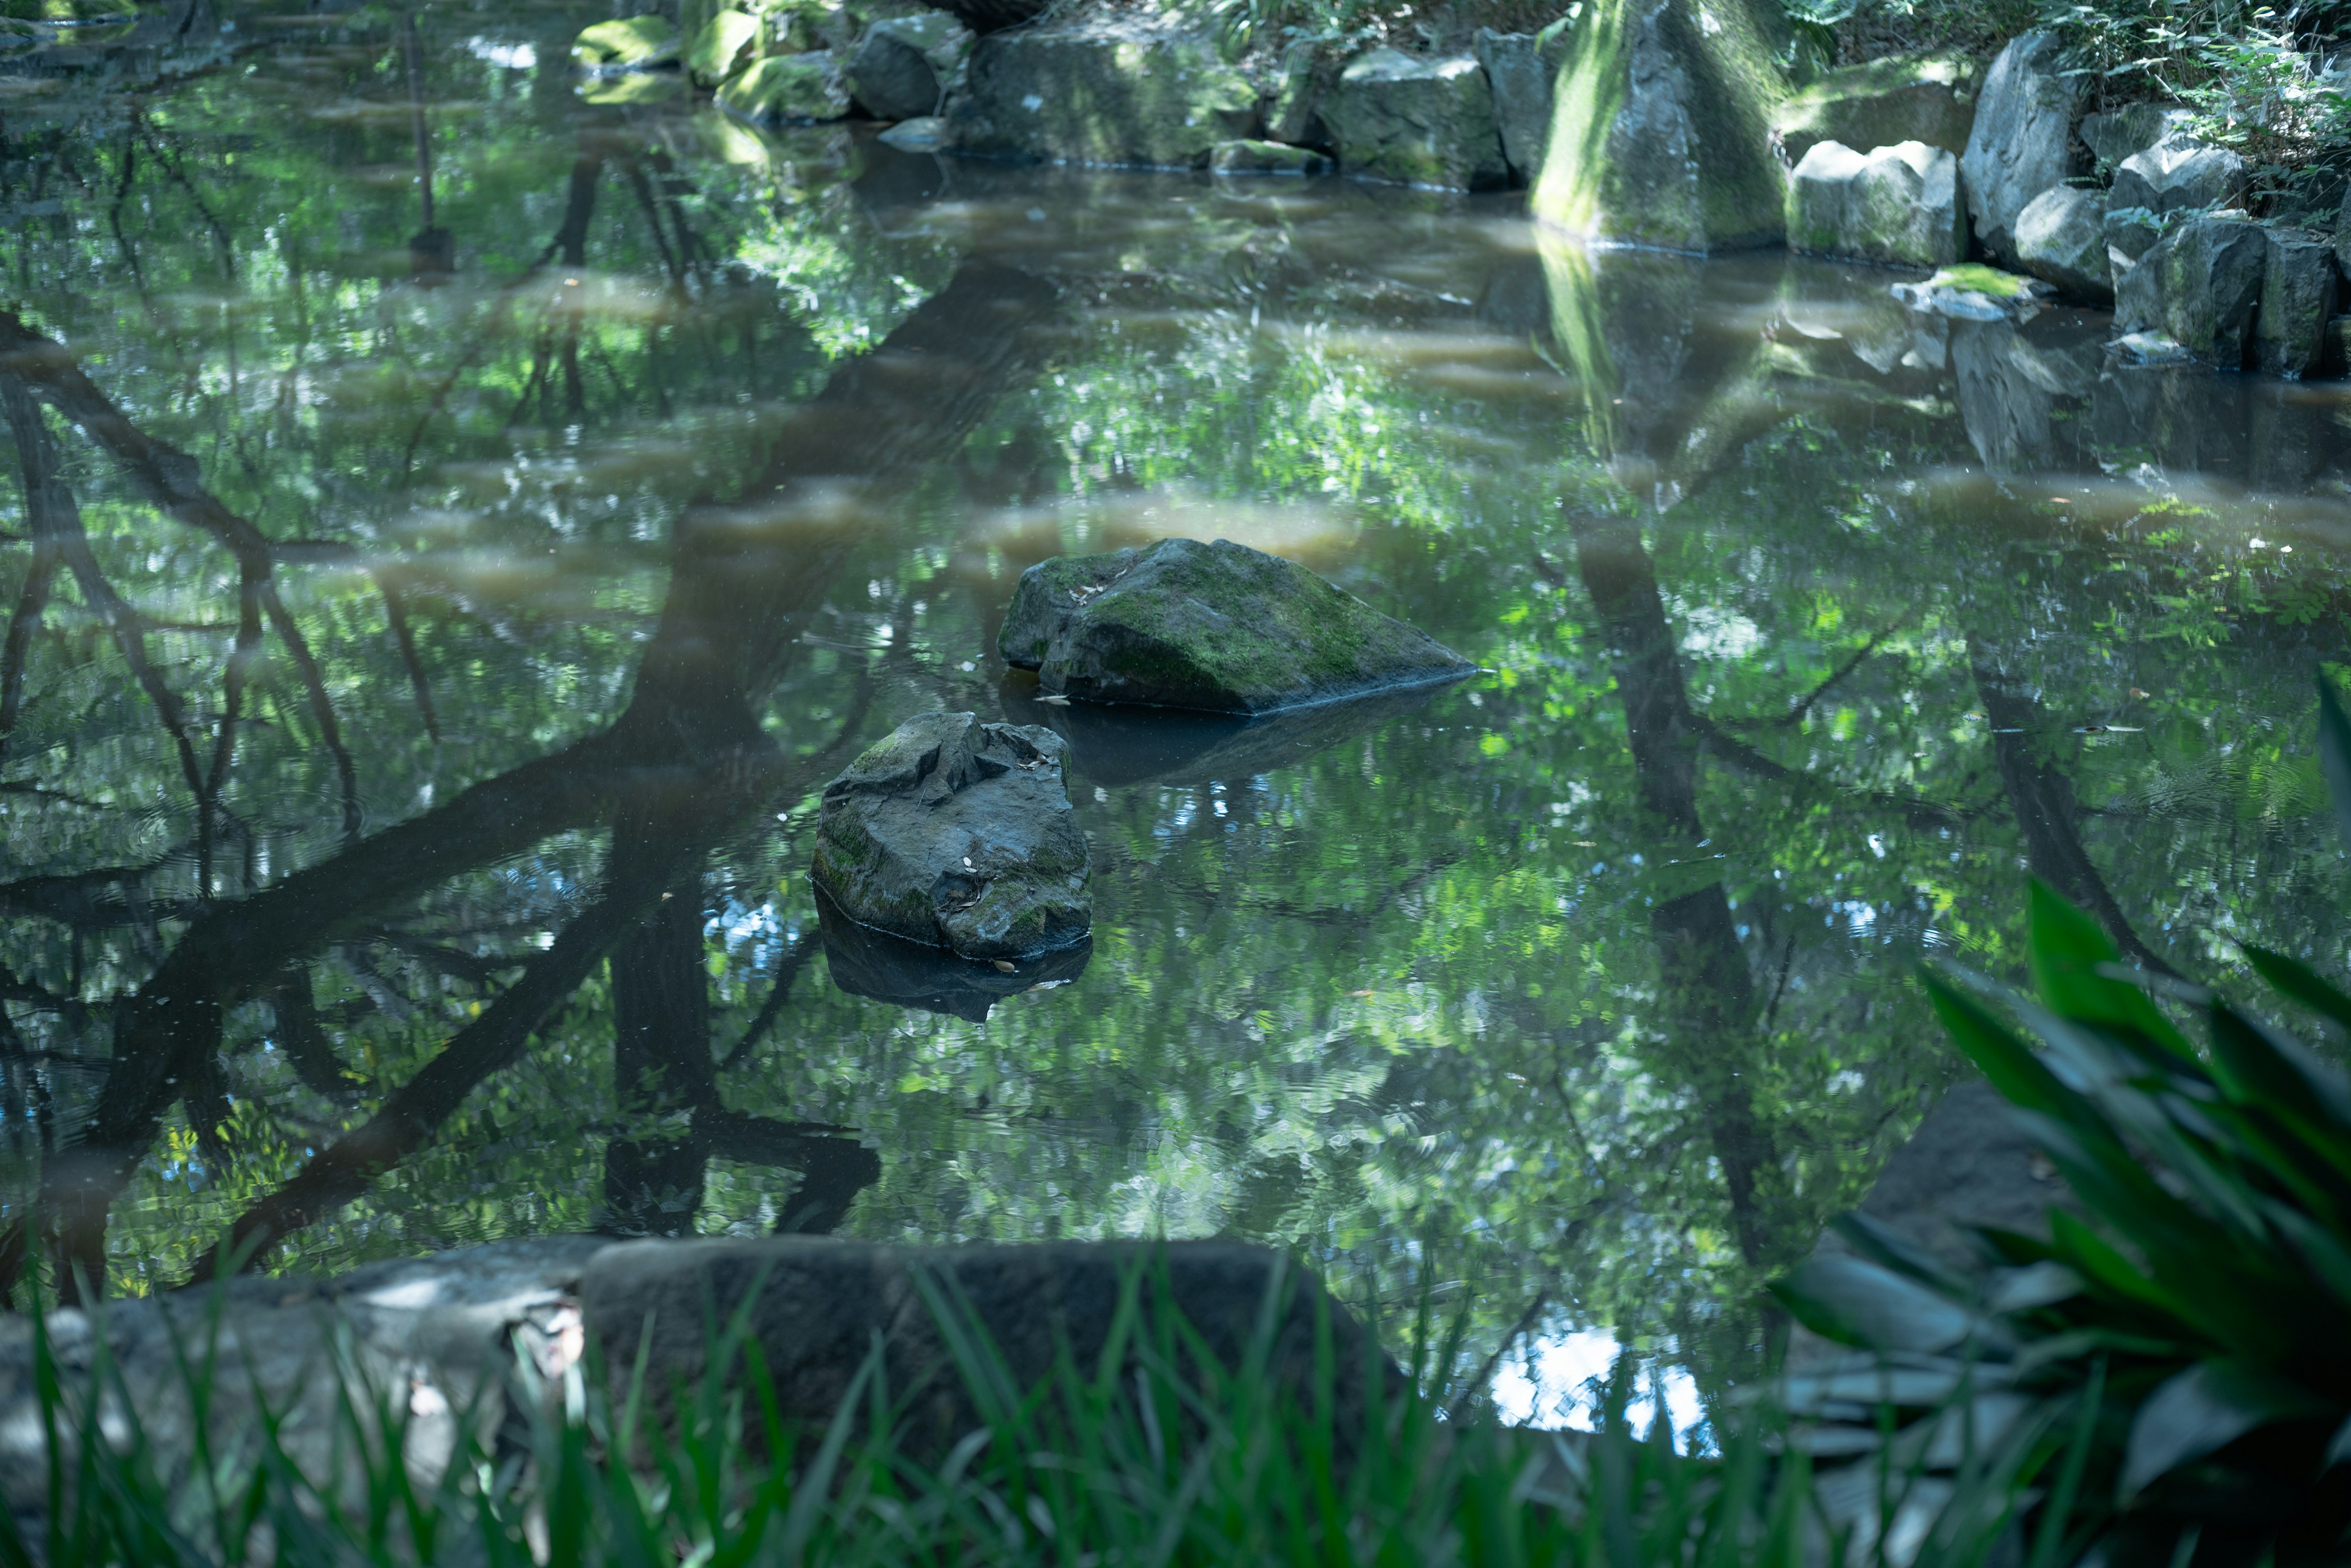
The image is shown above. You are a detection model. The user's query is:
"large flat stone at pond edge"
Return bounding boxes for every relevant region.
[810,711,1090,960]
[1786,139,1966,269]
[998,536,1474,715]
[1771,50,1978,167]
[579,1239,1399,1454]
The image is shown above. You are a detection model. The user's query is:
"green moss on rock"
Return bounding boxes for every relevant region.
[1533,0,1796,252]
[997,537,1472,716]
[572,15,680,70]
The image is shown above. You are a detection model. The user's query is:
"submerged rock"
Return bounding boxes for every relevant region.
[1771,50,1978,167]
[810,712,1090,961]
[877,114,947,151]
[1959,31,2079,261]
[950,21,1255,168]
[2113,214,2267,369]
[1210,138,1331,175]
[1325,49,1504,190]
[572,15,680,69]
[2254,227,2338,379]
[718,51,850,122]
[997,536,1473,715]
[1532,0,1796,252]
[2012,185,2112,302]
[1786,140,1967,269]
[1892,263,2056,323]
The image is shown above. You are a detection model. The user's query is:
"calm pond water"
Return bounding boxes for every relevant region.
[4,1,2350,1433]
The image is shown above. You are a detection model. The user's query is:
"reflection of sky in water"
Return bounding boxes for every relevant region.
[1491,1328,1708,1448]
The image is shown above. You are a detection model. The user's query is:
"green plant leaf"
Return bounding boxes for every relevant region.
[1766,1253,1978,1354]
[2122,1360,2333,1496]
[2025,880,2194,1059]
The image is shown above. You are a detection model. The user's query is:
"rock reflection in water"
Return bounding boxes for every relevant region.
[1000,678,1455,789]
[816,888,1092,1022]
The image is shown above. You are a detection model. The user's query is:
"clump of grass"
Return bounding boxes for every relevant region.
[0,1254,1870,1568]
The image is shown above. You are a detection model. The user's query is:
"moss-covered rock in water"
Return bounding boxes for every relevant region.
[572,15,680,70]
[1209,138,1330,175]
[1325,50,1505,191]
[1771,51,1977,168]
[811,713,1090,962]
[1532,0,1796,252]
[684,9,759,88]
[998,537,1474,715]
[718,51,849,122]
[948,21,1256,168]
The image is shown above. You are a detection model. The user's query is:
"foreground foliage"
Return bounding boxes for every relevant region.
[1775,678,2351,1566]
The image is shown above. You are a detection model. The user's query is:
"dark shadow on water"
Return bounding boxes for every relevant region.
[816,888,1092,1022]
[999,678,1464,789]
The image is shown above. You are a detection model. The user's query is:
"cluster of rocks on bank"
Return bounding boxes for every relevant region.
[1784,29,2348,376]
[576,1,1572,189]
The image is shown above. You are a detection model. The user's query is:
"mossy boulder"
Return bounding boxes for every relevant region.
[2113,214,2267,369]
[2012,185,2112,302]
[718,51,850,122]
[2254,227,2338,379]
[572,15,680,70]
[1325,50,1506,191]
[1786,140,1965,269]
[998,536,1473,715]
[948,21,1256,168]
[684,9,759,87]
[1532,0,1796,252]
[1771,51,1976,168]
[810,713,1091,962]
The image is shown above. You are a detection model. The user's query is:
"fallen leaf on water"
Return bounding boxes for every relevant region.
[2129,688,2150,700]
[1348,988,1376,997]
[992,959,1016,973]
[1039,694,1071,705]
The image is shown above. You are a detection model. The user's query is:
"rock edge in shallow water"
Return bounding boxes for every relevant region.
[997,536,1474,716]
[809,711,1091,961]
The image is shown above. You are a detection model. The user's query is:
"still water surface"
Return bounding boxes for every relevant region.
[4,3,2350,1432]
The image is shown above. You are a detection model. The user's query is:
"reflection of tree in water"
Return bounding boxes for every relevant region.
[0,257,1061,1299]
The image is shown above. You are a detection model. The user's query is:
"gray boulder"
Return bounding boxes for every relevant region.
[2255,227,2339,378]
[1786,140,1967,269]
[1266,37,1337,146]
[2113,214,2268,368]
[2111,127,2247,220]
[809,712,1090,961]
[2012,184,2112,302]
[847,11,970,120]
[1474,26,1572,183]
[948,20,1256,168]
[2104,202,2162,278]
[997,536,1472,715]
[1771,50,1979,167]
[580,1239,1398,1456]
[2079,102,2185,172]
[1531,0,1798,253]
[1960,31,2081,261]
[1325,49,1505,190]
